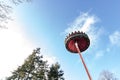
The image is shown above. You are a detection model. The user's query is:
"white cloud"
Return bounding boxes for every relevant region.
[65,12,97,33]
[43,55,58,65]
[109,31,120,46]
[106,47,110,52]
[0,21,35,79]
[95,50,104,59]
[64,12,103,47]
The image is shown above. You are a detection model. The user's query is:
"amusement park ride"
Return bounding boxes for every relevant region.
[65,31,92,80]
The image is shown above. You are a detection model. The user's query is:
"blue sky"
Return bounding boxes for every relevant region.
[0,0,120,80]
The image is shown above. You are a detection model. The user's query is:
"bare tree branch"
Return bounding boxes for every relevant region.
[98,70,118,80]
[0,0,31,28]
[0,1,12,28]
[11,0,31,5]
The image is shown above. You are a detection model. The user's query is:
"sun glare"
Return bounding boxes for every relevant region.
[0,21,34,78]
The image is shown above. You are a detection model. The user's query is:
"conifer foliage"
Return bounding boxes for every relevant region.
[7,48,64,80]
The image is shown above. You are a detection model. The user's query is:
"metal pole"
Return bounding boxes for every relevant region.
[75,42,92,80]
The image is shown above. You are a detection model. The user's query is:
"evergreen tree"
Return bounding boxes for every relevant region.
[48,63,64,80]
[7,48,64,80]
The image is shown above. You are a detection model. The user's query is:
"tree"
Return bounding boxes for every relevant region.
[0,0,31,28]
[98,70,118,80]
[0,1,11,28]
[11,0,31,5]
[7,48,64,80]
[48,63,64,80]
